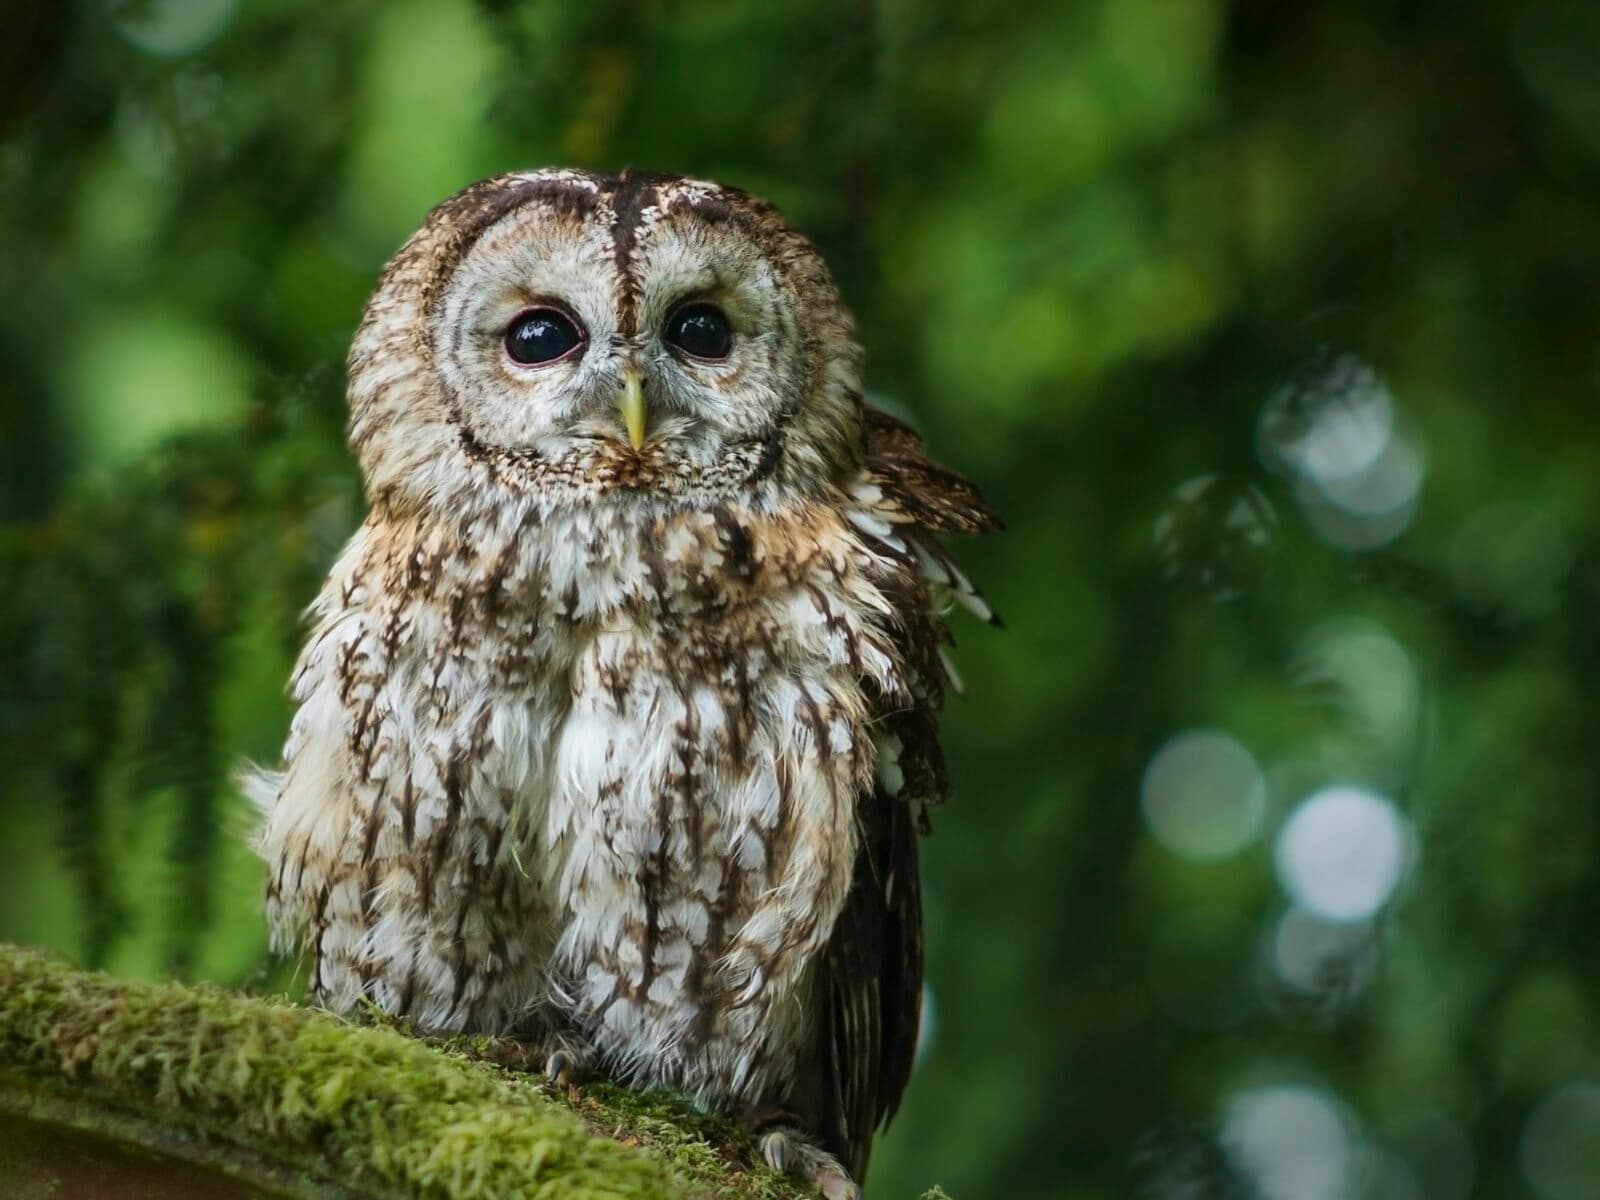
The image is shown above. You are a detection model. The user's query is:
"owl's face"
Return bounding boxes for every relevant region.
[348,170,864,512]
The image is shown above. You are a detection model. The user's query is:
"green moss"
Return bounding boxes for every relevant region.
[0,943,815,1199]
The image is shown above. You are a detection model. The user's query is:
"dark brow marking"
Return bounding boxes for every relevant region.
[418,173,605,321]
[609,169,678,336]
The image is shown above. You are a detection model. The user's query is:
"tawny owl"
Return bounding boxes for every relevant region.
[249,168,999,1197]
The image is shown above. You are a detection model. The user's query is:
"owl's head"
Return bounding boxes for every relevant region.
[346,169,864,513]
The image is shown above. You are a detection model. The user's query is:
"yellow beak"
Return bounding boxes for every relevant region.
[619,367,646,450]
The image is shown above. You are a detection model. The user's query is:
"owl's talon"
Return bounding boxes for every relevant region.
[533,1030,595,1086]
[758,1126,861,1200]
[544,1046,588,1086]
[760,1128,791,1173]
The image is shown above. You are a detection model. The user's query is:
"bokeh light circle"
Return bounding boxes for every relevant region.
[1293,620,1419,748]
[1258,352,1395,487]
[1258,350,1428,551]
[1140,729,1268,861]
[1274,785,1414,922]
[1222,1083,1354,1200]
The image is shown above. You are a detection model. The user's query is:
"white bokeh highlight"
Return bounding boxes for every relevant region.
[1259,355,1395,487]
[1300,426,1428,551]
[1222,1084,1354,1200]
[1258,352,1428,551]
[1140,729,1268,861]
[1274,785,1414,923]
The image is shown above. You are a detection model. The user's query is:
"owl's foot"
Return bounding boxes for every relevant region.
[458,1030,595,1086]
[758,1126,861,1200]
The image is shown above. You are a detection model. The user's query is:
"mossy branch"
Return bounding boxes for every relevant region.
[0,943,942,1200]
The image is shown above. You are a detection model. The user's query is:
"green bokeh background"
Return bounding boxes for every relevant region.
[4,2,1600,1197]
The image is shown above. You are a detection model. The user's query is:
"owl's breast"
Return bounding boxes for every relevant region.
[540,592,877,1102]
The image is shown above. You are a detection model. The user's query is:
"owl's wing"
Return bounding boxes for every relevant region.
[821,767,923,1180]
[819,405,1001,1178]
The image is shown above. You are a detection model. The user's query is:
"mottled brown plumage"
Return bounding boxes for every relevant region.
[248,168,998,1195]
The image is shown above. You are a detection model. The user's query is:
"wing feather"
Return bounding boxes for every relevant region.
[817,404,998,1178]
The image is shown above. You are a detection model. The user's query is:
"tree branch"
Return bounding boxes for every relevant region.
[0,942,884,1199]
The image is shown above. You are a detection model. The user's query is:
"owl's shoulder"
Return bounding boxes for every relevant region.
[859,405,1002,536]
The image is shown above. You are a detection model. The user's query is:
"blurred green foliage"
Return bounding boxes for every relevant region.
[4,1,1600,1197]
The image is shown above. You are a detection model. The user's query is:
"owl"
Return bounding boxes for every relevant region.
[249,168,1000,1197]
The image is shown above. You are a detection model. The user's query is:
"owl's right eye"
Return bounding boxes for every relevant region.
[504,308,586,366]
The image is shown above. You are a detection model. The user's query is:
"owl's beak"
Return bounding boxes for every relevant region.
[619,367,647,450]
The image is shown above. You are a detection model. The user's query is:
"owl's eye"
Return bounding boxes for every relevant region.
[664,304,733,361]
[504,308,585,366]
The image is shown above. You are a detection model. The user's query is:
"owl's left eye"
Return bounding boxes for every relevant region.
[504,307,586,366]
[664,303,733,361]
